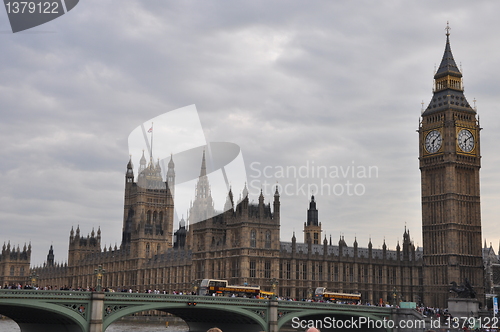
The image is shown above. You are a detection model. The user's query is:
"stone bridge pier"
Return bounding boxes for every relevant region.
[89,292,104,332]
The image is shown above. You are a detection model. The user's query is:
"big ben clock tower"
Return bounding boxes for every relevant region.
[419,25,484,308]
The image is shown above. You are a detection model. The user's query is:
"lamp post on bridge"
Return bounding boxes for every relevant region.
[392,287,398,307]
[94,265,106,292]
[29,271,38,289]
[307,287,313,301]
[191,280,198,295]
[270,278,278,300]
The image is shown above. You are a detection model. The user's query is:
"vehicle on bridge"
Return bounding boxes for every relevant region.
[199,279,272,298]
[314,287,361,303]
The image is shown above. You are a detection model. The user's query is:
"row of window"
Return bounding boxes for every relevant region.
[7,266,26,276]
[146,210,164,223]
[279,262,420,284]
[249,260,272,279]
[250,230,272,248]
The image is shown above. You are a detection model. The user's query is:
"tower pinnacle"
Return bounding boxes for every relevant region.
[200,150,207,177]
[423,26,474,116]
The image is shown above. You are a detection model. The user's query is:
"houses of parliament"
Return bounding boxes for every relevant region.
[2,29,499,309]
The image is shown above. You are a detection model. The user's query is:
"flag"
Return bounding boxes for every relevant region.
[148,127,153,133]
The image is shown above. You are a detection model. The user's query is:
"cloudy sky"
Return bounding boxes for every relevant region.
[1,1,500,265]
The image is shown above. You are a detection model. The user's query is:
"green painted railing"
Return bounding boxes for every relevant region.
[104,292,269,305]
[0,289,92,300]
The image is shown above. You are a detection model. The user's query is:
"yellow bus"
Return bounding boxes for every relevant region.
[199,279,261,297]
[314,287,361,303]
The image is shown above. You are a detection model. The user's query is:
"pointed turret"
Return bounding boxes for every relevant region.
[139,150,147,172]
[47,245,54,266]
[224,187,234,212]
[200,150,207,177]
[338,235,347,257]
[242,182,249,199]
[306,195,318,226]
[167,154,175,196]
[168,153,175,168]
[304,195,321,244]
[273,186,280,221]
[403,228,412,261]
[258,189,265,217]
[435,25,461,78]
[368,238,373,259]
[423,23,474,116]
[189,150,215,224]
[126,156,134,183]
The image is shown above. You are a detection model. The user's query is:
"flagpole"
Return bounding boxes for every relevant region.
[150,122,154,162]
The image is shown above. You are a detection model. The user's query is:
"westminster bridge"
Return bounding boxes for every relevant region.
[0,290,426,332]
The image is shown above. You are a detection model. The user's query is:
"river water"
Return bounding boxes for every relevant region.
[0,318,189,332]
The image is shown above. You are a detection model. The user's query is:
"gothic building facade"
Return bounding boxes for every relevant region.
[2,28,493,308]
[32,149,423,305]
[0,242,31,288]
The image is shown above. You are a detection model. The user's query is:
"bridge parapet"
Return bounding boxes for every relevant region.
[0,289,92,300]
[0,290,425,332]
[104,292,269,305]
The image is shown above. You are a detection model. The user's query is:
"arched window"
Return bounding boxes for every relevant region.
[250,230,256,248]
[146,243,150,255]
[147,210,152,223]
[153,211,157,223]
[265,231,271,249]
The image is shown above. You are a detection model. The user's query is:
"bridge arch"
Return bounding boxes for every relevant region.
[103,301,268,332]
[277,308,391,332]
[0,300,88,332]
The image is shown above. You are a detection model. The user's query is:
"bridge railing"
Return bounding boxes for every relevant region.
[0,289,92,300]
[104,292,269,305]
[277,300,393,313]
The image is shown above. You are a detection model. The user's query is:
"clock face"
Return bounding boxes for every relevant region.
[425,130,442,153]
[458,129,475,152]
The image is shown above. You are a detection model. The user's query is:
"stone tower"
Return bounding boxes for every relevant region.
[419,26,484,308]
[0,242,31,288]
[303,195,321,244]
[121,152,175,259]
